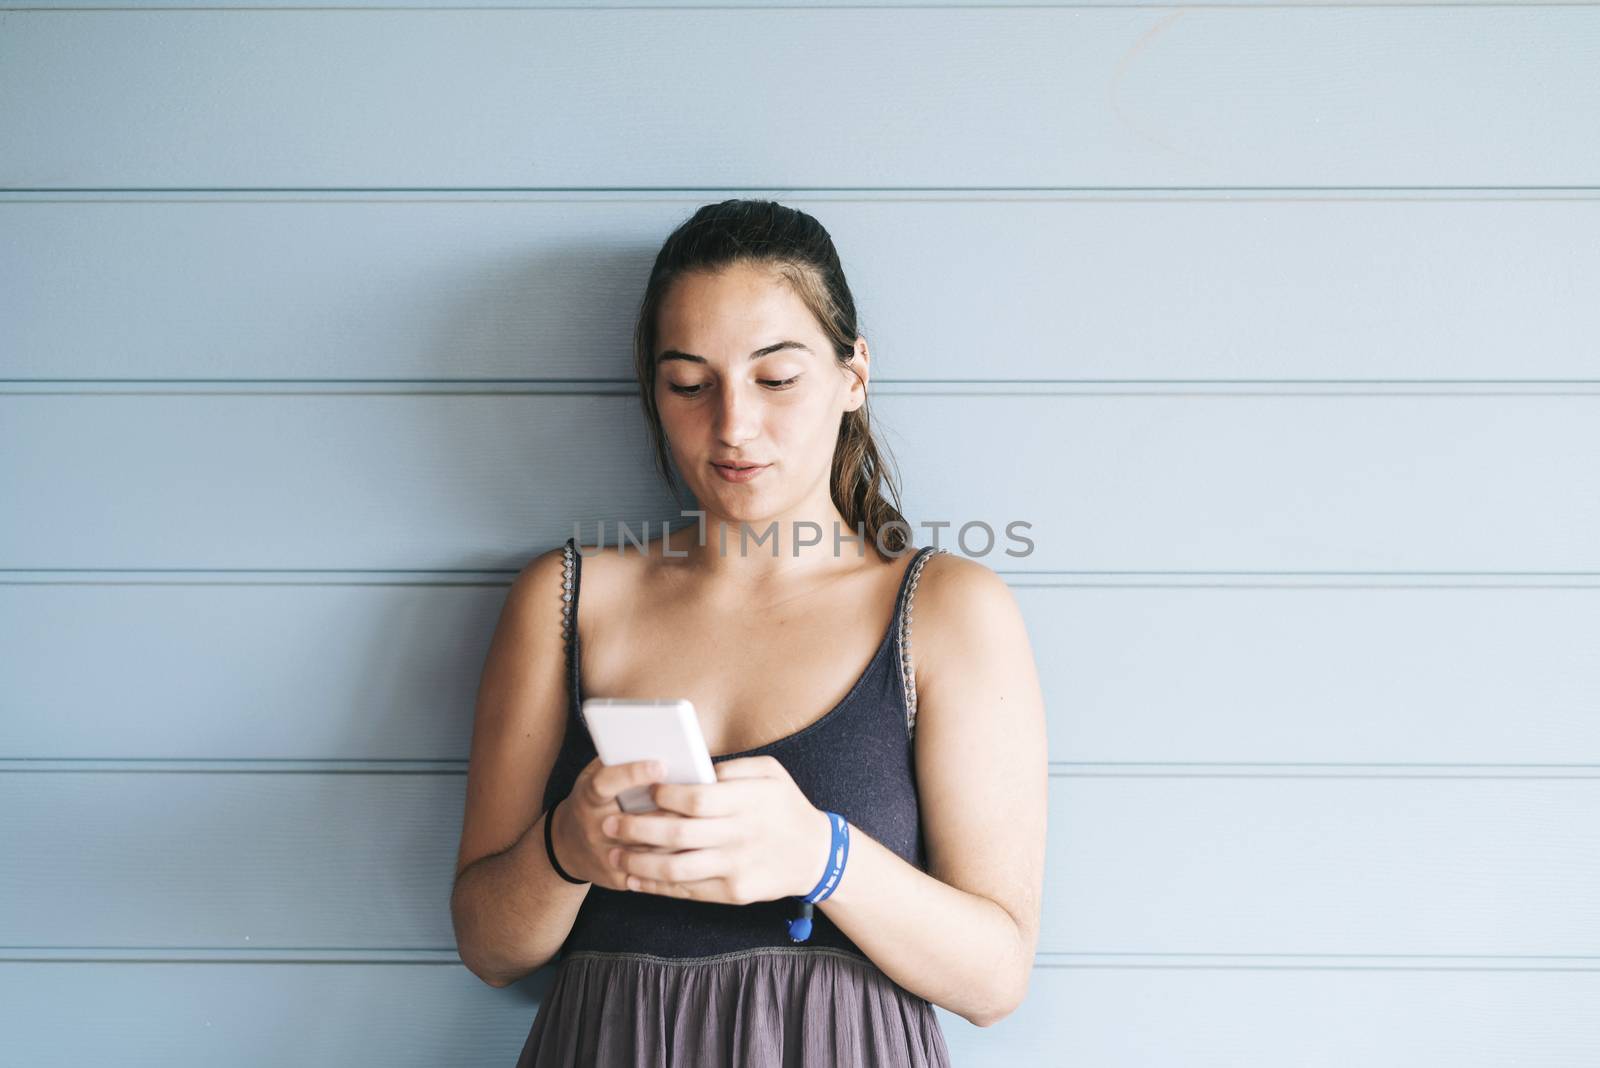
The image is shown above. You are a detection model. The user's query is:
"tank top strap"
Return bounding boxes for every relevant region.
[560,537,583,716]
[894,544,950,740]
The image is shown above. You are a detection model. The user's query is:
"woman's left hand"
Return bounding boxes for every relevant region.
[601,755,834,904]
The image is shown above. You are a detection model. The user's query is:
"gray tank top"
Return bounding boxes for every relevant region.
[540,535,949,961]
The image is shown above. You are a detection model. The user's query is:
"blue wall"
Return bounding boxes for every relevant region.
[3,2,1599,1064]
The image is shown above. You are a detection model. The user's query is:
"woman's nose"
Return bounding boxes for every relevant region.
[714,383,760,443]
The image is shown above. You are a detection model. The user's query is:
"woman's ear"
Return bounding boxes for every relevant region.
[844,339,870,411]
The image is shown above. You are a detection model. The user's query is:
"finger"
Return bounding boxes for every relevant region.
[617,845,722,887]
[712,755,784,781]
[587,758,665,805]
[652,779,754,817]
[607,812,737,850]
[624,874,726,900]
[574,753,604,788]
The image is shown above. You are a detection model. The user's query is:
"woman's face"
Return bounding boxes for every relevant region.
[653,262,867,528]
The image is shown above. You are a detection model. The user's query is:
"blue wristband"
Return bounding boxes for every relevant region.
[787,811,850,943]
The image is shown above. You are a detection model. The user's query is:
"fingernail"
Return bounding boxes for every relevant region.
[608,847,621,866]
[602,815,619,835]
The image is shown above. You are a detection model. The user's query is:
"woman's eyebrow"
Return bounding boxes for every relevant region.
[658,340,812,364]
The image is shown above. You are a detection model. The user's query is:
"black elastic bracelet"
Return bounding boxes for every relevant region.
[543,798,589,885]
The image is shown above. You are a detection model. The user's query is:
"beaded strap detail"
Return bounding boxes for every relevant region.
[898,547,949,740]
[560,539,581,716]
[560,539,576,649]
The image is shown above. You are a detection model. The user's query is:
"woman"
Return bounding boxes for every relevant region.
[451,199,1047,1066]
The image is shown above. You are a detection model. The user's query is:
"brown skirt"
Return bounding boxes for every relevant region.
[515,945,953,1067]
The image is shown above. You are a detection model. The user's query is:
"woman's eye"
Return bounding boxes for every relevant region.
[667,376,798,397]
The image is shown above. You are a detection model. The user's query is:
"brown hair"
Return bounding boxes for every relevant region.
[631,199,913,556]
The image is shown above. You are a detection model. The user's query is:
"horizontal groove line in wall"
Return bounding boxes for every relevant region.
[3,759,1597,777]
[12,1,1600,12]
[5,380,1600,398]
[6,187,1600,200]
[1041,953,1600,972]
[1032,956,1600,972]
[6,573,1600,589]
[0,947,1595,972]
[8,378,1600,383]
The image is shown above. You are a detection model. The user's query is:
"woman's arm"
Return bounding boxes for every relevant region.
[817,554,1048,1028]
[451,549,588,986]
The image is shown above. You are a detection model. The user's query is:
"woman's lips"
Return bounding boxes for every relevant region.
[711,461,770,483]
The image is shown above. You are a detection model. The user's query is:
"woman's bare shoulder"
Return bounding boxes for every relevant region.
[911,550,1026,664]
[917,547,1010,600]
[560,528,691,601]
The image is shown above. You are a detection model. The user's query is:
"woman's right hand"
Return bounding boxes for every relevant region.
[550,755,670,888]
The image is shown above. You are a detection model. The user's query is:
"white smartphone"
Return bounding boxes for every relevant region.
[581,698,717,813]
